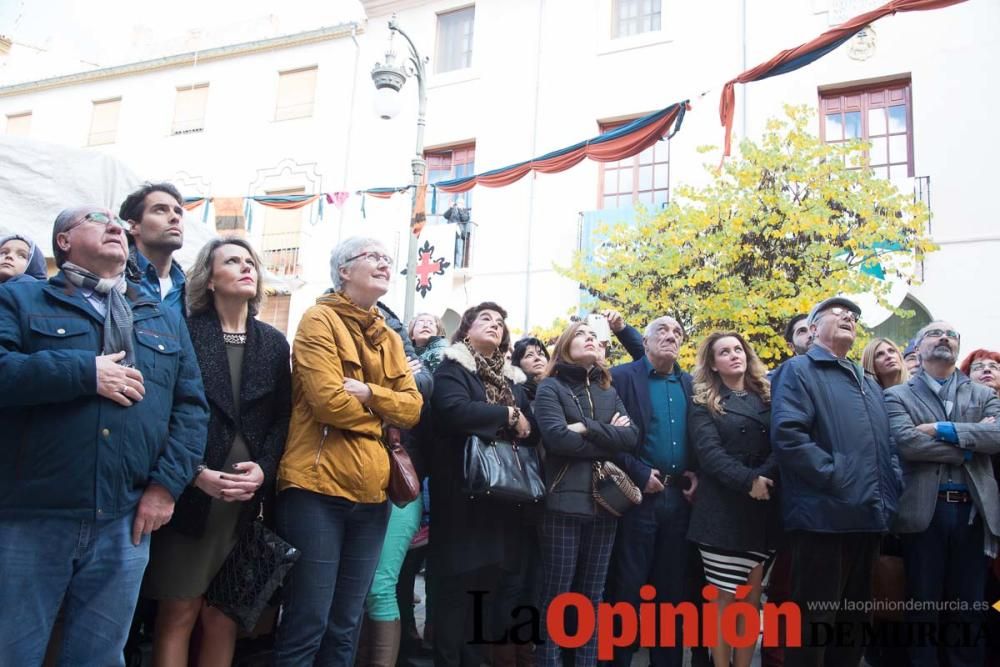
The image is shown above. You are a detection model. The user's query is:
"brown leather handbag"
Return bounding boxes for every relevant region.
[383,426,421,508]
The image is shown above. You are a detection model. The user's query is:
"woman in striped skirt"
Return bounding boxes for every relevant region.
[687,332,782,667]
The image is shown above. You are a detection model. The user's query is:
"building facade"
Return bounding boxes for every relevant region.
[1,0,995,349]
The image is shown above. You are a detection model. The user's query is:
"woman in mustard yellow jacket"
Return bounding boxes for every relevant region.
[272,237,423,667]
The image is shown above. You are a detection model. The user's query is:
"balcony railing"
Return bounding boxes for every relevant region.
[262,246,300,278]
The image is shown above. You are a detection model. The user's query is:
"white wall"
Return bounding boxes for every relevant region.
[2,0,995,351]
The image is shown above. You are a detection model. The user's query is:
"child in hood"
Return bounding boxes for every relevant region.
[0,234,47,284]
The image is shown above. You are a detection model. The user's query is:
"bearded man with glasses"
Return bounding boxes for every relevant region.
[770,296,904,667]
[0,206,208,666]
[884,321,1000,667]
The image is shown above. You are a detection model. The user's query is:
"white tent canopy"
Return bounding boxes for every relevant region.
[0,136,216,268]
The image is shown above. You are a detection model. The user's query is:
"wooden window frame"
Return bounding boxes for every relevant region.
[425,142,476,268]
[5,111,31,136]
[434,6,475,74]
[260,186,306,277]
[818,78,915,178]
[259,292,291,336]
[275,66,318,121]
[597,118,670,210]
[612,0,662,39]
[172,83,209,135]
[88,97,122,146]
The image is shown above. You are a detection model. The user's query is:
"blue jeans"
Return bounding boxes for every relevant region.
[606,487,692,667]
[273,489,391,667]
[0,512,150,667]
[900,499,987,667]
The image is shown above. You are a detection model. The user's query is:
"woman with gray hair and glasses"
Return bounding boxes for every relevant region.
[273,237,423,666]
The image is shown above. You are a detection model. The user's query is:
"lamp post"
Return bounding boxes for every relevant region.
[371,15,427,322]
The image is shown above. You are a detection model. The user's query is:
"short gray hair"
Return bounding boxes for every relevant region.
[916,320,959,342]
[329,236,387,291]
[644,316,685,339]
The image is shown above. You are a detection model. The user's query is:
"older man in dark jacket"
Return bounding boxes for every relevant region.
[885,320,1000,667]
[0,206,208,666]
[607,315,698,667]
[770,297,902,667]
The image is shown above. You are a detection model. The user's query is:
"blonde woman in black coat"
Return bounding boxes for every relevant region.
[534,321,638,667]
[688,332,779,667]
[144,237,291,667]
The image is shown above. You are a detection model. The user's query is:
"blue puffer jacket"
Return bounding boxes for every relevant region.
[0,273,209,520]
[770,345,902,533]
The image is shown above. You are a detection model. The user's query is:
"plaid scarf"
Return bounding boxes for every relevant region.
[62,262,135,367]
[465,341,515,408]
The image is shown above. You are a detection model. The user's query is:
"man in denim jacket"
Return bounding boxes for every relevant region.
[0,206,208,665]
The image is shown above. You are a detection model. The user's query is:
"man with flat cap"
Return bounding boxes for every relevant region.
[770,297,903,667]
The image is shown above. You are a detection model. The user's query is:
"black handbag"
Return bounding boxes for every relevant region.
[462,434,546,503]
[205,509,301,632]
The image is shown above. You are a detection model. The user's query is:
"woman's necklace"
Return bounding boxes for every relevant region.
[222,331,247,345]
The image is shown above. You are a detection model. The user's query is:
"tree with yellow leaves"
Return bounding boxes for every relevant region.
[561,106,934,366]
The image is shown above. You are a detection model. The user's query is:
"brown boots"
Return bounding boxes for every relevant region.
[356,617,402,667]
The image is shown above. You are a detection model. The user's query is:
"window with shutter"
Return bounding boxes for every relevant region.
[88,98,121,146]
[172,84,209,135]
[275,67,318,121]
[261,187,305,277]
[5,112,31,137]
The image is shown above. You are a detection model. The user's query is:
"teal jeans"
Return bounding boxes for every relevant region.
[366,500,423,620]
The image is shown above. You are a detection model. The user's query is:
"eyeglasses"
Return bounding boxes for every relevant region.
[345,251,393,266]
[970,362,1000,373]
[922,329,960,341]
[72,211,127,231]
[819,306,859,323]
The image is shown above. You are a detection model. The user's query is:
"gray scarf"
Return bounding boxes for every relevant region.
[62,262,135,367]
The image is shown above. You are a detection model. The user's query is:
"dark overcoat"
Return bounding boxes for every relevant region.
[168,310,291,537]
[687,389,781,551]
[428,343,538,576]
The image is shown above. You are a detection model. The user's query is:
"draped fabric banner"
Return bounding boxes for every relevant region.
[360,187,412,199]
[251,194,322,210]
[719,0,968,157]
[182,197,206,211]
[433,101,688,194]
[411,184,427,236]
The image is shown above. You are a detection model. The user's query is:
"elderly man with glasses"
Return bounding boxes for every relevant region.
[0,206,208,665]
[884,321,1000,667]
[770,297,903,667]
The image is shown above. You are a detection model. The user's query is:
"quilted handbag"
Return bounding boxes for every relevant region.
[592,459,642,517]
[462,434,546,504]
[205,512,301,632]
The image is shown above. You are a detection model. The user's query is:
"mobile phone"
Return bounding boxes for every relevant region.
[586,313,611,343]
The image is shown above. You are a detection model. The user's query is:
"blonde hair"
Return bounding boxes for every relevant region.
[544,321,612,389]
[861,337,910,389]
[186,237,266,316]
[692,332,771,415]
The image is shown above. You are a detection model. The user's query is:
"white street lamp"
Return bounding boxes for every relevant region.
[371,15,428,322]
